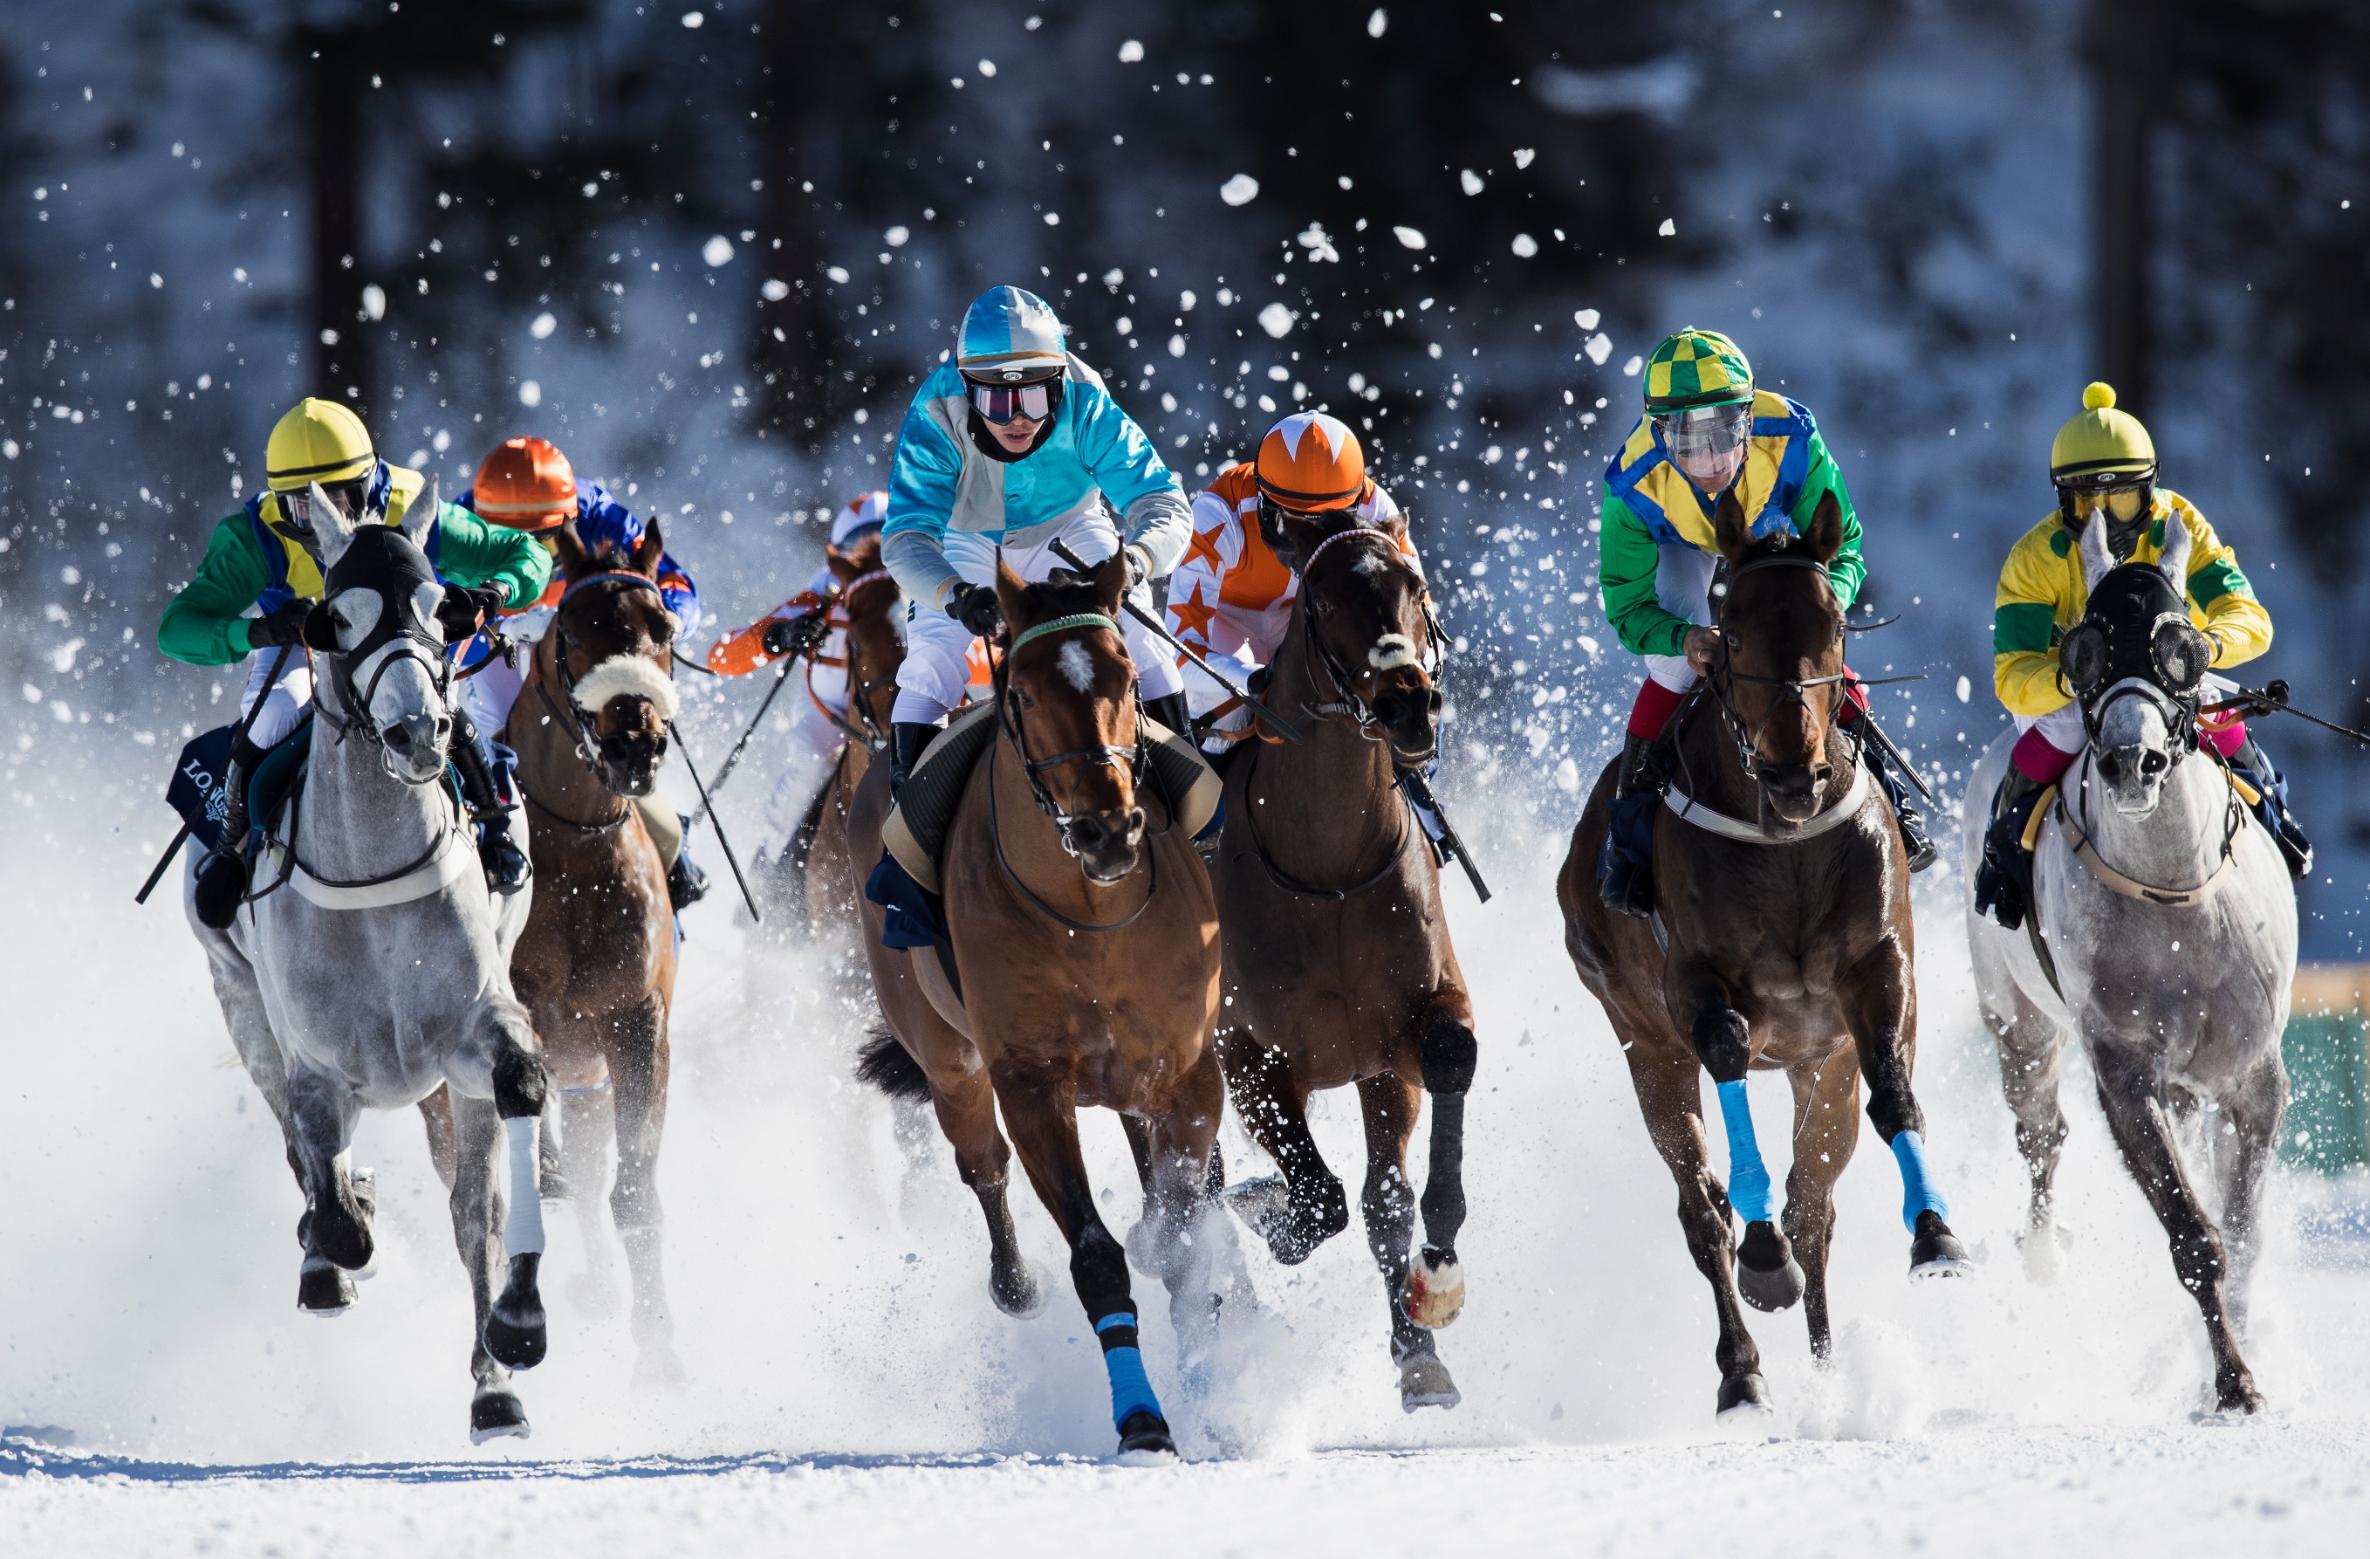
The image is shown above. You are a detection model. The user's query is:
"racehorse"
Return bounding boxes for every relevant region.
[797,540,905,944]
[501,519,687,1386]
[848,552,1243,1459]
[1963,515,2295,1413]
[186,482,551,1442]
[1209,511,1478,1411]
[1556,489,1969,1415]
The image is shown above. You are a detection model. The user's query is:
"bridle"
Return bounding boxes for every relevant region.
[806,569,899,752]
[1292,526,1448,740]
[316,567,457,787]
[534,569,673,771]
[991,610,1147,844]
[1703,551,1864,787]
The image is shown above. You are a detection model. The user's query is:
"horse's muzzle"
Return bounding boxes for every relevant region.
[2096,743,2169,814]
[1065,807,1147,883]
[1373,683,1443,766]
[1760,760,1835,825]
[381,712,453,785]
[593,730,668,796]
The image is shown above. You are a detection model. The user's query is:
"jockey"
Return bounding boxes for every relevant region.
[880,284,1194,791]
[159,398,552,930]
[1595,328,1934,918]
[1165,411,1424,751]
[1973,383,2309,930]
[457,435,711,909]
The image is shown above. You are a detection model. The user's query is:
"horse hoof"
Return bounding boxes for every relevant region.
[989,1260,1047,1320]
[1114,1410,1178,1463]
[484,1256,548,1371]
[296,1261,356,1316]
[1716,1371,1774,1418]
[1910,1212,1975,1280]
[2019,1221,2072,1284]
[1736,1222,1806,1312]
[1397,1350,1462,1412]
[634,1344,690,1390]
[1223,1176,1334,1266]
[468,1389,531,1444]
[1402,1249,1466,1330]
[2215,1372,2266,1416]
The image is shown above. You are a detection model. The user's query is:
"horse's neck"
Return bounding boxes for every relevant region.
[2072,747,2229,883]
[1257,618,1405,871]
[514,634,629,820]
[304,712,450,878]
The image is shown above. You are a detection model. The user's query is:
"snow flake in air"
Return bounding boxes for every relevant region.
[530,311,557,337]
[681,11,704,27]
[1511,233,1538,257]
[1460,170,1484,196]
[519,380,542,408]
[1257,303,1295,339]
[1657,217,1676,237]
[361,285,387,321]
[702,235,735,267]
[1368,9,1387,37]
[1220,174,1260,207]
[1118,40,1145,63]
[1584,333,1612,365]
[1392,226,1427,250]
[760,280,788,302]
[1573,308,1600,330]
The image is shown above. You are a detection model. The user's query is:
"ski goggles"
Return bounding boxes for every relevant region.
[275,478,368,534]
[2057,479,2152,523]
[966,373,1064,425]
[1653,403,1755,461]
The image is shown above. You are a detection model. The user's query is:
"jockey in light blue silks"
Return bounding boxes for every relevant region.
[880,284,1196,789]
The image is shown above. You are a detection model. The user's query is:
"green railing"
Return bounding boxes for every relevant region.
[2283,968,2370,1174]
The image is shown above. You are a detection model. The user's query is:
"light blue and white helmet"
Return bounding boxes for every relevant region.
[956,285,1067,382]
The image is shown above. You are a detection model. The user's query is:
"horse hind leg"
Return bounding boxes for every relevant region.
[1356,1073,1460,1412]
[1403,1000,1476,1334]
[1215,1029,1348,1265]
[604,995,684,1385]
[1783,1050,1862,1362]
[1133,1046,1251,1384]
[1985,982,2072,1279]
[2212,1054,2286,1342]
[447,1093,528,1442]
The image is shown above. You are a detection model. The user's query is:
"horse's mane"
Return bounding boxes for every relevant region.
[838,531,884,572]
[1022,567,1118,622]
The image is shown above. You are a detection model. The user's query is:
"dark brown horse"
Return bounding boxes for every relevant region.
[848,553,1241,1459]
[798,539,905,941]
[501,521,686,1384]
[1211,512,1478,1411]
[1556,490,1968,1416]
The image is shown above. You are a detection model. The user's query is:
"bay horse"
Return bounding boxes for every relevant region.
[500,519,686,1384]
[1963,515,2294,1412]
[186,482,550,1442]
[848,552,1243,1459]
[796,540,905,943]
[1211,511,1478,1411]
[1556,489,1970,1416]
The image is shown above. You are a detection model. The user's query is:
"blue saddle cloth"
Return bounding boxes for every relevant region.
[166,717,314,855]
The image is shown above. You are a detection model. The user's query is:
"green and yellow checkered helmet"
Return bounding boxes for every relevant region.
[2049,381,2156,486]
[1643,328,1754,413]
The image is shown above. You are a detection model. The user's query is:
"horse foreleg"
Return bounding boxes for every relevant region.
[1983,977,2071,1272]
[605,994,682,1385]
[1783,1049,1861,1361]
[1355,1073,1458,1411]
[1842,935,1970,1278]
[1214,1028,1347,1264]
[419,1085,459,1193]
[2091,1044,2262,1413]
[1668,970,1798,1314]
[285,1066,367,1315]
[996,1064,1176,1459]
[930,1060,1041,1318]
[1137,1045,1244,1380]
[2212,1053,2286,1344]
[1407,997,1477,1334]
[446,1092,527,1442]
[1620,1040,1768,1415]
[449,999,551,1378]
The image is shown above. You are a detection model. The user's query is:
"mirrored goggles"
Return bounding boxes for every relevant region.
[967,375,1063,426]
[1654,404,1754,460]
[276,479,367,533]
[2060,482,2151,522]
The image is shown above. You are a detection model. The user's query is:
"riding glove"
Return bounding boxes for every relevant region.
[947,584,1003,638]
[247,597,325,650]
[762,611,830,659]
[436,584,508,642]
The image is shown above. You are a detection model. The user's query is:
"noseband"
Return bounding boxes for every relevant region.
[1293,526,1448,739]
[539,569,673,770]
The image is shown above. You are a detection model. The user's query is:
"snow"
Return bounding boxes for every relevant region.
[1257,302,1296,339]
[1392,226,1428,250]
[701,235,735,267]
[1219,174,1260,208]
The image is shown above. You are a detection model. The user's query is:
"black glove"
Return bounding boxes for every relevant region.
[762,611,829,659]
[436,585,507,642]
[947,584,1003,638]
[1124,544,1153,592]
[246,597,321,650]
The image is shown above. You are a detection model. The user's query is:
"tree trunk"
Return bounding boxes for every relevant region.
[757,0,835,451]
[2087,0,2160,408]
[302,27,369,410]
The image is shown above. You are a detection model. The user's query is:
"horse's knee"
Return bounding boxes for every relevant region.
[1863,1083,1923,1142]
[492,1040,549,1120]
[1692,1007,1751,1084]
[1418,1008,1478,1096]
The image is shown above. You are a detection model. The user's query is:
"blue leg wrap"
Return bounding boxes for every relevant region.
[1094,1311,1164,1430]
[1890,1129,1950,1230]
[1715,1079,1774,1226]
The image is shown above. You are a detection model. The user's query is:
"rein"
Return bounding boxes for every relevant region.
[806,569,901,752]
[1293,527,1447,738]
[2052,713,2244,907]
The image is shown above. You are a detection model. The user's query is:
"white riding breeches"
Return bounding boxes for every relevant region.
[238,643,316,749]
[1643,544,1718,694]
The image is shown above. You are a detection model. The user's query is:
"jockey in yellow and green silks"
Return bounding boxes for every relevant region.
[1592,327,1931,919]
[1972,383,2309,930]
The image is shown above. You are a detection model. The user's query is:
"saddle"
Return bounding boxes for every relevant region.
[166,717,315,855]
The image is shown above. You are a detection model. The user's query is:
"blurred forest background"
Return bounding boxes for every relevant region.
[2,0,2366,949]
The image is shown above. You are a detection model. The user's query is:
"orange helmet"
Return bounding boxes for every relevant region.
[1253,411,1365,511]
[470,436,577,530]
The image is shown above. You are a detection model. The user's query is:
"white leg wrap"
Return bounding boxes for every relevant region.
[503,1115,546,1257]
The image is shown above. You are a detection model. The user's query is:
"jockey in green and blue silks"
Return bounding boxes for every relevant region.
[878,284,1195,790]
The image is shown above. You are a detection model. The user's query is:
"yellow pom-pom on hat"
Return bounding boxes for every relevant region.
[2051,379,2155,484]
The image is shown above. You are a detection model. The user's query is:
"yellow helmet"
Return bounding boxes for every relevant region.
[2049,381,2156,486]
[264,397,376,492]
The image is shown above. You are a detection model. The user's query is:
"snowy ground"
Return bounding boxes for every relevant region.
[5,752,2368,1556]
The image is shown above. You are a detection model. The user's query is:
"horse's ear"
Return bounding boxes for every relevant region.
[1091,548,1129,613]
[396,476,436,549]
[1805,489,1844,565]
[2156,511,2193,587]
[309,481,360,569]
[1375,505,1411,549]
[824,542,861,585]
[993,549,1028,625]
[1712,488,1752,564]
[2077,511,2115,589]
[632,516,664,577]
[551,517,590,579]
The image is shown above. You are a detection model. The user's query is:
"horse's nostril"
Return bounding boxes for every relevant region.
[1069,816,1105,848]
[385,727,412,753]
[1125,808,1147,843]
[1811,764,1835,788]
[1427,688,1444,715]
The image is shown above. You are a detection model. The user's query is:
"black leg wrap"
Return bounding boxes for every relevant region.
[492,1043,549,1120]
[1418,1010,1478,1096]
[1692,1006,1752,1085]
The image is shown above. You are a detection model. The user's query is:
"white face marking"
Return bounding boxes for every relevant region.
[1368,633,1419,671]
[1352,551,1387,577]
[326,587,382,652]
[1057,640,1096,694]
[410,579,446,634]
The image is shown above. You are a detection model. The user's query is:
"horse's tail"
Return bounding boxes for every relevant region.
[856,1026,932,1101]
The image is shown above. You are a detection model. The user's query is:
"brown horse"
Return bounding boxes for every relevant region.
[1211,512,1478,1411]
[500,520,686,1384]
[1556,490,1969,1416]
[848,553,1242,1459]
[797,539,905,941]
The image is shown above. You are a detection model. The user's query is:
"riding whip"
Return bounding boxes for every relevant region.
[666,720,763,923]
[689,588,838,824]
[1399,768,1493,904]
[2207,679,2370,748]
[135,638,299,906]
[1046,537,1306,743]
[1845,700,1937,806]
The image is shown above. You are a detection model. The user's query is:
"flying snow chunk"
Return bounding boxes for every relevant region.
[1622,354,1644,376]
[760,279,789,302]
[1219,174,1260,207]
[885,225,911,247]
[1369,9,1388,37]
[826,265,851,283]
[1573,308,1601,330]
[1584,332,1612,365]
[1511,233,1538,257]
[528,311,556,339]
[1657,217,1677,237]
[1955,675,1972,703]
[1257,302,1296,339]
[702,234,735,267]
[1392,225,1428,249]
[1460,169,1484,196]
[149,272,163,289]
[519,380,542,408]
[1514,147,1537,169]
[681,11,704,27]
[361,284,387,321]
[978,59,996,77]
[1118,39,1145,63]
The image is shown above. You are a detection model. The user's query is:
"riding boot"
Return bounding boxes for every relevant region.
[1143,692,1195,745]
[450,711,532,896]
[889,721,939,798]
[2229,733,2314,879]
[1596,732,1663,920]
[1973,766,2047,931]
[193,734,264,931]
[1862,743,1938,872]
[666,815,711,909]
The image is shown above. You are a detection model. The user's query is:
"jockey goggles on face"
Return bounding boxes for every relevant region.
[2057,476,2153,525]
[275,477,368,535]
[965,370,1065,426]
[1653,403,1754,461]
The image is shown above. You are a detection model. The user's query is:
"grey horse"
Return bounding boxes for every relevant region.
[184,481,554,1442]
[1962,512,2296,1414]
